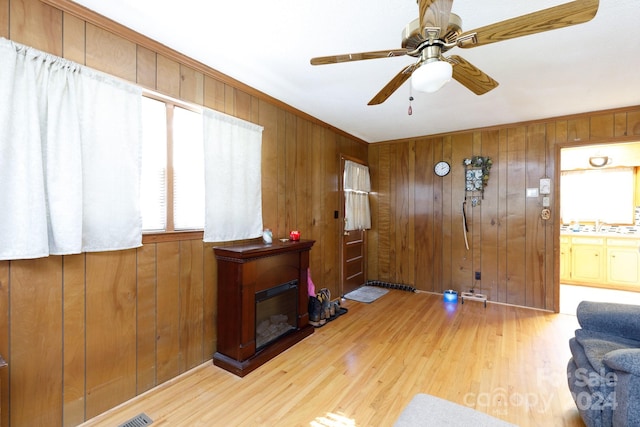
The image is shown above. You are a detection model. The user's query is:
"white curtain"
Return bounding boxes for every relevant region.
[202,108,263,242]
[0,38,142,260]
[344,160,371,231]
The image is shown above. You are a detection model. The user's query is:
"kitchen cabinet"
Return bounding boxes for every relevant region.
[562,235,640,289]
[606,238,640,286]
[571,237,605,283]
[560,236,571,281]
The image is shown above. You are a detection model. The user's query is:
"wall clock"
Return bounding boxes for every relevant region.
[434,161,450,177]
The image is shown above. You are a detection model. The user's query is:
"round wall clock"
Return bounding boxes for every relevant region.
[434,161,450,177]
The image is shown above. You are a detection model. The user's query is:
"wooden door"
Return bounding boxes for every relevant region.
[342,229,365,295]
[341,156,367,296]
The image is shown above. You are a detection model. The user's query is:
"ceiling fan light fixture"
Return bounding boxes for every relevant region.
[411,60,453,93]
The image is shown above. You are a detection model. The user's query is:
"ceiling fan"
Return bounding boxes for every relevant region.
[310,0,599,105]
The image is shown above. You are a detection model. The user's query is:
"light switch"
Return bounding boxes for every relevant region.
[526,188,539,198]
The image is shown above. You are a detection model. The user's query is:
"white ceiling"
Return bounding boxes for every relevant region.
[70,0,640,143]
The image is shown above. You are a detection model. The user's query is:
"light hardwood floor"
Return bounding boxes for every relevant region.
[80,290,584,427]
[560,283,640,315]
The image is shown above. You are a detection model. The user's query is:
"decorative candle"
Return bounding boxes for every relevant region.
[289,230,300,241]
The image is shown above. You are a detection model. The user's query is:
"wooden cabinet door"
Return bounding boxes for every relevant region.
[560,242,571,281]
[607,247,640,285]
[572,244,604,283]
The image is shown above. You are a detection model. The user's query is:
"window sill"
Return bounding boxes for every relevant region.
[142,230,204,244]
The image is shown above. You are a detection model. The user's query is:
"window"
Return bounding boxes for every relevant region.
[560,168,635,225]
[141,96,204,232]
[141,94,264,240]
[343,160,371,231]
[172,106,204,229]
[140,97,167,231]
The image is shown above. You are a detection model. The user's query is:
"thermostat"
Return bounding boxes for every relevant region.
[540,178,551,195]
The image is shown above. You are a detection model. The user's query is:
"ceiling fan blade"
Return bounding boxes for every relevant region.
[449,55,499,95]
[419,0,454,37]
[458,0,599,48]
[310,49,408,65]
[368,64,418,106]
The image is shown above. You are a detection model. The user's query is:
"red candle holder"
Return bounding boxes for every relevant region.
[289,230,300,241]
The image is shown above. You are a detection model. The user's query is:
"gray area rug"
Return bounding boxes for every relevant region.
[343,286,389,303]
[393,394,517,427]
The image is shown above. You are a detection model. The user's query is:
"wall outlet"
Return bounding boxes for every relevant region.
[475,271,481,280]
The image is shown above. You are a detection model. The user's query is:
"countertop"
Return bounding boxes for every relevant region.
[561,232,640,239]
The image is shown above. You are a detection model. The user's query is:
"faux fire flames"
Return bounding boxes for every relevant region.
[256,314,295,348]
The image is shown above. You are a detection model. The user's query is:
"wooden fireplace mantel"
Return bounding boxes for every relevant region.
[213,239,315,377]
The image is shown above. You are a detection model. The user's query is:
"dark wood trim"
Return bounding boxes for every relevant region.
[213,239,315,262]
[374,104,640,146]
[142,231,203,244]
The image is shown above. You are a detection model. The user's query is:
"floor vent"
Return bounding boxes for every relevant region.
[117,413,153,427]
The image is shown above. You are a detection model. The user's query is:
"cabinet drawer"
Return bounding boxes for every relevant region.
[607,238,640,248]
[572,237,604,245]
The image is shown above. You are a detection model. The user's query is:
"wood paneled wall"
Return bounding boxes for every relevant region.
[368,108,640,310]
[0,0,366,425]
[2,1,640,426]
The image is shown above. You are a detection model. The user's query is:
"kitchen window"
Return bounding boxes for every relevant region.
[560,167,635,225]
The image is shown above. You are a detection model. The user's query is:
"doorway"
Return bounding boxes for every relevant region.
[340,156,369,296]
[558,141,640,311]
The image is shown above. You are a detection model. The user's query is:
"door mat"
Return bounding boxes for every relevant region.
[344,285,389,303]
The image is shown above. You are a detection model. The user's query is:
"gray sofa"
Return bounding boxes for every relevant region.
[567,301,640,427]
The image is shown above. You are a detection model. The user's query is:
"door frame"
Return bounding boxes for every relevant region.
[555,139,639,312]
[339,154,369,297]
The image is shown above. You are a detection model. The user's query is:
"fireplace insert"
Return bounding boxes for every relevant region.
[255,280,298,349]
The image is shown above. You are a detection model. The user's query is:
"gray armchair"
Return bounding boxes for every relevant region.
[567,301,640,427]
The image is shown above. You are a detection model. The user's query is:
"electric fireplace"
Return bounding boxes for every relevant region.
[255,280,298,349]
[213,239,314,377]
